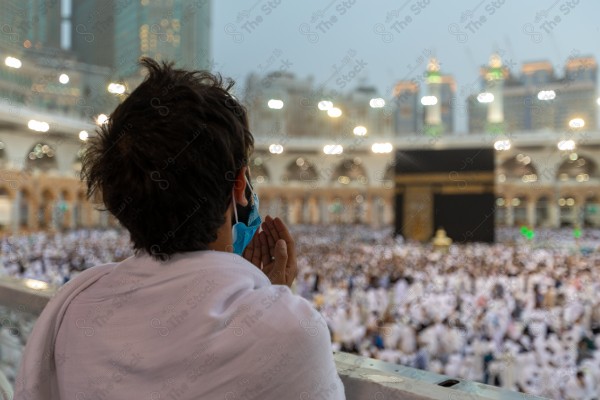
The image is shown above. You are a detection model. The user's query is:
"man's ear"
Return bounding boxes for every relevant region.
[233,166,248,207]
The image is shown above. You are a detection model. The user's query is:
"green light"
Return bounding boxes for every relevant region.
[426,71,442,84]
[588,205,598,214]
[487,68,503,80]
[485,122,505,135]
[520,227,535,240]
[424,124,443,137]
[574,228,582,238]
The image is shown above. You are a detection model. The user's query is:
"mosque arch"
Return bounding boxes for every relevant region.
[25,142,58,172]
[250,157,270,184]
[282,157,318,183]
[331,158,368,185]
[556,153,598,182]
[498,154,538,183]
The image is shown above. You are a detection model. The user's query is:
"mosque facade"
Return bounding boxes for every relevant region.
[245,53,600,234]
[0,47,598,236]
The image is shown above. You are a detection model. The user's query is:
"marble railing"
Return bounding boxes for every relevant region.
[0,277,543,399]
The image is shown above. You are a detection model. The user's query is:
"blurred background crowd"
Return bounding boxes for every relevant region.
[2,226,600,398]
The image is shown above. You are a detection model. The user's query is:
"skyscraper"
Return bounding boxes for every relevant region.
[71,0,115,68]
[423,58,442,133]
[468,55,598,133]
[0,0,63,52]
[439,75,456,134]
[393,81,420,135]
[114,0,211,83]
[392,64,455,137]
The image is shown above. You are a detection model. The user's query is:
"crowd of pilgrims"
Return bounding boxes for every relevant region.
[2,226,600,398]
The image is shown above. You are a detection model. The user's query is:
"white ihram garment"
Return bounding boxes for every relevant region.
[14,250,346,400]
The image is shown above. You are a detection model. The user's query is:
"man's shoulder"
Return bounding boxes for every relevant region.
[246,285,330,339]
[56,263,117,295]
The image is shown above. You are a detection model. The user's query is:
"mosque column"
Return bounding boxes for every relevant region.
[293,197,303,224]
[383,197,394,226]
[48,201,57,231]
[64,193,75,229]
[548,200,560,228]
[573,204,581,227]
[285,196,296,224]
[506,200,514,227]
[29,196,39,231]
[65,203,74,229]
[286,197,296,224]
[345,196,354,224]
[352,195,361,224]
[46,191,59,231]
[11,190,21,234]
[364,194,373,227]
[308,196,319,224]
[372,196,384,228]
[56,192,68,230]
[286,197,294,224]
[319,196,329,224]
[282,196,291,224]
[330,197,340,224]
[574,195,585,227]
[300,196,308,223]
[330,196,338,224]
[526,198,536,227]
[301,196,308,224]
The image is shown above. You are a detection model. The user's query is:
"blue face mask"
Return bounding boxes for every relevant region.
[231,178,261,255]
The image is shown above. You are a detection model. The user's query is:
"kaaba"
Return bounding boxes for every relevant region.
[394,148,495,243]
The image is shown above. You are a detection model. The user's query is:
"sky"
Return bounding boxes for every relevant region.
[211,0,600,133]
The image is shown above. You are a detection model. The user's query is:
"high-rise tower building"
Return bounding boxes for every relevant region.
[423,58,442,133]
[393,81,420,135]
[113,0,211,83]
[468,55,597,133]
[420,58,455,135]
[468,54,507,133]
[0,0,63,52]
[71,0,115,68]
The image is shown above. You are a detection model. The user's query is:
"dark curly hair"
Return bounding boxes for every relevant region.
[81,58,254,261]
